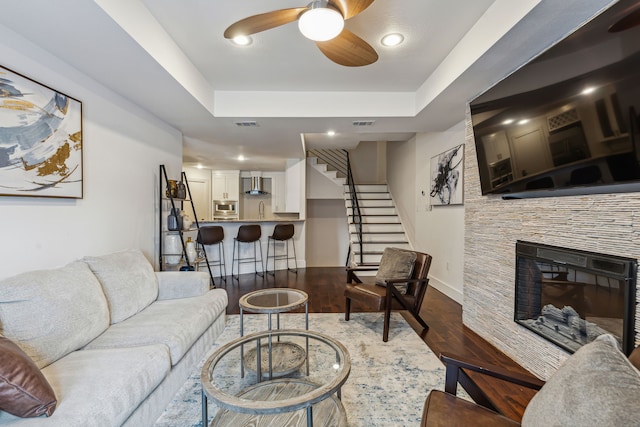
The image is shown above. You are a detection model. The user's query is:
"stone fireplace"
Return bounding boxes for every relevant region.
[514,240,636,355]
[463,114,640,380]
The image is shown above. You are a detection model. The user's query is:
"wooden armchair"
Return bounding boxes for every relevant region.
[344,248,432,341]
[422,335,640,427]
[421,353,544,427]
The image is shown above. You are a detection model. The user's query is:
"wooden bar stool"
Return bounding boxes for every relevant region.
[197,226,226,286]
[232,224,264,280]
[266,223,297,275]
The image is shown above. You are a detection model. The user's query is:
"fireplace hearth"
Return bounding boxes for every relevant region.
[515,241,637,355]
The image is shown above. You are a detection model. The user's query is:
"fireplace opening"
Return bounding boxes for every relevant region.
[515,241,637,355]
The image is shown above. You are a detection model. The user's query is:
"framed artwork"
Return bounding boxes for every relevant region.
[0,65,82,198]
[430,144,464,206]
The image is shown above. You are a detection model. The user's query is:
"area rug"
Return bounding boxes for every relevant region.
[154,312,452,426]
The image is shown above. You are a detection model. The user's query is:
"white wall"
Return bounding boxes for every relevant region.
[349,141,387,184]
[387,124,466,303]
[0,25,182,279]
[305,199,349,266]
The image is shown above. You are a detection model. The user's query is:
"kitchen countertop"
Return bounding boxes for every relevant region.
[200,218,304,224]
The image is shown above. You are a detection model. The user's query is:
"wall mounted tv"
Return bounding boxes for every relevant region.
[470,0,640,199]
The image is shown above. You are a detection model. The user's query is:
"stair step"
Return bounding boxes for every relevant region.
[347,206,396,216]
[351,240,409,245]
[353,250,384,255]
[344,184,388,192]
[346,199,394,207]
[349,221,404,233]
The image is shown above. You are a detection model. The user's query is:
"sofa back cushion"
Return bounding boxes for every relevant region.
[84,250,158,324]
[522,333,640,426]
[0,261,110,368]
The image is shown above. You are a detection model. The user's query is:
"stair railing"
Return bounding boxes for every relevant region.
[307,149,348,178]
[344,150,363,266]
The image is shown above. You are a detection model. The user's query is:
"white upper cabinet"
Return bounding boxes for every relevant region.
[270,172,286,213]
[212,171,239,201]
[264,159,304,213]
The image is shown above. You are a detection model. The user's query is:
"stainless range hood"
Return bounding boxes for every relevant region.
[246,176,269,195]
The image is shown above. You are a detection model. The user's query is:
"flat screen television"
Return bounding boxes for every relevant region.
[470,0,640,199]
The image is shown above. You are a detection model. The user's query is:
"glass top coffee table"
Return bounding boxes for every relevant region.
[239,288,309,378]
[201,329,350,427]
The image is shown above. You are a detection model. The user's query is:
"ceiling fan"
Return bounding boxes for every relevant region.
[224,0,379,67]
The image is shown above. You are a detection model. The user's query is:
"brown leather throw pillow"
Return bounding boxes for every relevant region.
[0,336,57,418]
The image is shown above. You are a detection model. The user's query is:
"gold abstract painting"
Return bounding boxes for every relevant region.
[0,65,82,198]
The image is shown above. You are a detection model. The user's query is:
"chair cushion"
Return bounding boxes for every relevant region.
[521,334,640,426]
[0,261,110,369]
[84,250,158,324]
[421,390,519,427]
[0,336,57,418]
[375,248,416,293]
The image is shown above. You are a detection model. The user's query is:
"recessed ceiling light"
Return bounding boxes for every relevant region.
[237,155,245,161]
[327,130,336,136]
[581,86,596,95]
[196,163,203,169]
[502,119,514,125]
[518,119,529,125]
[381,33,404,47]
[231,35,252,46]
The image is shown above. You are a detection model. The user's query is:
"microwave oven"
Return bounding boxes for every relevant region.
[213,200,238,219]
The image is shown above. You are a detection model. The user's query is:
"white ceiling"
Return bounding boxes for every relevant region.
[0,0,618,170]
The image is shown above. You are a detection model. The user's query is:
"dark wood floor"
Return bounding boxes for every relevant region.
[216,267,537,422]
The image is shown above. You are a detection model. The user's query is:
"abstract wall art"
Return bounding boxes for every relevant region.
[430,144,463,206]
[0,65,82,198]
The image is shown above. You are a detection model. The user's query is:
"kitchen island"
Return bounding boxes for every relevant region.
[193,219,305,278]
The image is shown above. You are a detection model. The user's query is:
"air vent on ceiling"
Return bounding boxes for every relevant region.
[352,120,375,127]
[234,121,259,127]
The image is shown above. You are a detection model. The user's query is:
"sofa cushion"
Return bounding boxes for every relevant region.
[84,250,158,324]
[375,248,416,293]
[522,334,640,426]
[0,344,171,427]
[0,336,57,418]
[0,261,110,369]
[84,289,227,365]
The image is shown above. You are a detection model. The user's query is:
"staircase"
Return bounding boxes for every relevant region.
[307,149,410,268]
[345,184,410,267]
[307,149,347,186]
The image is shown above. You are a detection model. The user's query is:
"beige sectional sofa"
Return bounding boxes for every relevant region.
[0,250,228,426]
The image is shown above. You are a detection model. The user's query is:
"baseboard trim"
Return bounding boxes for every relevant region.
[428,275,463,305]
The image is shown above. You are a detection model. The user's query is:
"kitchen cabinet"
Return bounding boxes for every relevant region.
[481,131,510,165]
[212,171,239,201]
[271,172,286,212]
[595,92,628,141]
[270,159,303,213]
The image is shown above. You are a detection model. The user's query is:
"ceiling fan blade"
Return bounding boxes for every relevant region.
[608,7,640,32]
[316,29,378,67]
[224,8,307,39]
[330,0,375,20]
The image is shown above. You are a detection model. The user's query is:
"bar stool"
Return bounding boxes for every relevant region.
[266,223,298,275]
[232,224,264,280]
[197,226,226,286]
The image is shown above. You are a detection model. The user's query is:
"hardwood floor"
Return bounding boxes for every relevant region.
[217,267,537,422]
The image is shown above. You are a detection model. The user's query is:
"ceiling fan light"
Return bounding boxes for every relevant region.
[298,7,344,42]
